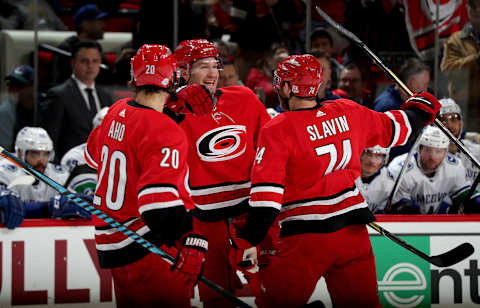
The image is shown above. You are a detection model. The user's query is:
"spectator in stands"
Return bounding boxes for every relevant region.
[52,4,109,83]
[355,146,394,214]
[438,98,480,184]
[0,127,91,230]
[218,58,243,87]
[374,58,430,112]
[0,65,34,151]
[15,0,67,30]
[334,62,374,109]
[388,125,480,214]
[310,27,343,89]
[310,49,340,101]
[43,41,113,162]
[245,43,289,108]
[441,0,480,131]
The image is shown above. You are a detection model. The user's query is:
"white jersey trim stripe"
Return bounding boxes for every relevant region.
[249,200,282,210]
[279,202,369,224]
[95,218,142,236]
[190,182,251,196]
[385,111,400,147]
[84,145,98,169]
[251,186,284,194]
[96,225,151,251]
[93,195,101,206]
[282,188,361,211]
[139,200,184,214]
[138,186,179,199]
[195,196,249,210]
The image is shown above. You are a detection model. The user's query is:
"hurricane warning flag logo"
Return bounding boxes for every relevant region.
[196,125,247,162]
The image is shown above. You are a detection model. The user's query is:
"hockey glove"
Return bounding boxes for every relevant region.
[172,232,208,287]
[388,198,421,214]
[401,91,441,125]
[48,194,92,220]
[166,84,214,116]
[0,189,24,229]
[229,219,259,274]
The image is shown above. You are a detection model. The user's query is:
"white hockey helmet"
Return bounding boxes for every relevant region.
[364,145,389,163]
[419,125,449,149]
[92,107,109,128]
[439,98,462,117]
[14,127,54,161]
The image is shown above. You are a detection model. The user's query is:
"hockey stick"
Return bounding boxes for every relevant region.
[0,147,252,308]
[315,6,480,171]
[368,222,474,267]
[385,131,423,210]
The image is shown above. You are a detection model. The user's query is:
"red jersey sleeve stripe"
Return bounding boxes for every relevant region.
[138,186,179,199]
[385,110,412,147]
[84,144,98,169]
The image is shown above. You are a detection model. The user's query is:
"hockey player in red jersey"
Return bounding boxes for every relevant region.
[84,44,209,307]
[230,54,441,307]
[174,39,272,307]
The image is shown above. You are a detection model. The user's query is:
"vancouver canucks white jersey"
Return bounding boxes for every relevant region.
[0,160,69,202]
[392,153,470,213]
[61,143,86,172]
[355,167,394,213]
[387,153,408,180]
[454,139,480,186]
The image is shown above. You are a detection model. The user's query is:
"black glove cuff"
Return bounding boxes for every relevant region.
[182,233,208,253]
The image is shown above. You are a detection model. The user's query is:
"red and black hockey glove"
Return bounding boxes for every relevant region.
[172,232,208,287]
[401,91,441,125]
[166,84,214,116]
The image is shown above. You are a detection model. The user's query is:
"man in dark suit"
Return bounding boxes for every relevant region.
[43,40,113,162]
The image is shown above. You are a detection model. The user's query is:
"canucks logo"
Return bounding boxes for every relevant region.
[196,125,247,162]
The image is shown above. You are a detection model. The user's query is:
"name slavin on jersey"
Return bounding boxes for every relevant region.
[108,120,125,142]
[306,115,349,141]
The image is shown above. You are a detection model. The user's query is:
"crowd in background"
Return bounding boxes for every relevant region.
[1,0,480,220]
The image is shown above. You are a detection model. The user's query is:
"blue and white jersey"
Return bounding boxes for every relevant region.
[453,139,480,187]
[61,143,86,172]
[355,167,394,213]
[0,160,69,202]
[391,152,471,213]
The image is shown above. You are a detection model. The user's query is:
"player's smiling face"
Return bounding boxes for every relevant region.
[188,57,219,94]
[419,146,447,174]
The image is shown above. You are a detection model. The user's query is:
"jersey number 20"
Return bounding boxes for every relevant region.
[98,145,127,210]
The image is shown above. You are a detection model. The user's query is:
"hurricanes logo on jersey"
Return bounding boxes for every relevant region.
[196,125,247,162]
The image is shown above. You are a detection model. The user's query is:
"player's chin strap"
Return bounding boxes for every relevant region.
[0,146,253,308]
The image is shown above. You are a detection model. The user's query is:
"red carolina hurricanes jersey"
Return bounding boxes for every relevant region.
[180,86,270,221]
[250,99,412,236]
[85,98,193,267]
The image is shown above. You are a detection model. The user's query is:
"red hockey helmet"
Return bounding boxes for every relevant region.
[130,44,176,88]
[273,54,323,97]
[174,39,219,69]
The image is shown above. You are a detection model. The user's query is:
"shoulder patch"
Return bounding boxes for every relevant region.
[446,154,458,165]
[1,163,18,172]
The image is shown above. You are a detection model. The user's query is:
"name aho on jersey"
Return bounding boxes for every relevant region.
[108,120,125,142]
[306,115,349,141]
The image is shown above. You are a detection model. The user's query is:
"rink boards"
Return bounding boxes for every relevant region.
[0,215,480,307]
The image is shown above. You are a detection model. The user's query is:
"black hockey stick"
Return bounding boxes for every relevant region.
[385,132,423,211]
[0,147,252,308]
[368,222,474,267]
[315,6,480,171]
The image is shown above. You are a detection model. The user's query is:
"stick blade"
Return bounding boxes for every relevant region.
[429,243,474,267]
